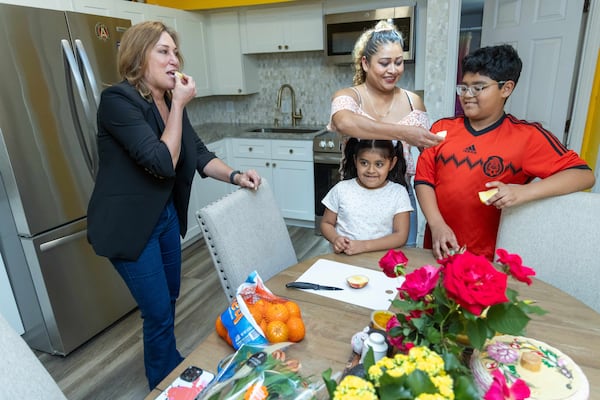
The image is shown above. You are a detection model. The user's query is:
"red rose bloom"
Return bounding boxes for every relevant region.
[400,265,440,301]
[443,251,509,316]
[378,249,408,278]
[496,248,536,285]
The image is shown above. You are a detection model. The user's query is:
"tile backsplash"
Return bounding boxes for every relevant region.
[186,51,416,127]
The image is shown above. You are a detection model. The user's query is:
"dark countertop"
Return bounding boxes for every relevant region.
[192,123,327,144]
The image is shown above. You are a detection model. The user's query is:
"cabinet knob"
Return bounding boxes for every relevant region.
[272,163,277,168]
[284,45,289,50]
[289,149,294,154]
[265,162,270,167]
[248,147,253,152]
[238,88,242,93]
[278,45,282,50]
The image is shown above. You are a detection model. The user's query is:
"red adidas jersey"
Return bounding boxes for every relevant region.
[415,114,591,260]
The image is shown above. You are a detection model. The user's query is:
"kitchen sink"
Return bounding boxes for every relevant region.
[246,127,324,134]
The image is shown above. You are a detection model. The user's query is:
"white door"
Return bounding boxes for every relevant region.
[481,0,584,143]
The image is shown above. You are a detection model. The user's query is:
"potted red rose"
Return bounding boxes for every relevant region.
[378,248,546,398]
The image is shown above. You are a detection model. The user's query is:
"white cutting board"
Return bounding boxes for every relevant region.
[294,258,404,310]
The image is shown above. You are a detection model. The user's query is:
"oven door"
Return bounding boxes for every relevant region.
[313,152,341,235]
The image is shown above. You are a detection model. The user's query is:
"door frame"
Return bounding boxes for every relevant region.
[452,0,599,154]
[568,0,600,154]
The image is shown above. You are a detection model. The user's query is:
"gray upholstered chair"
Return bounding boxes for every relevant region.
[196,179,298,300]
[0,312,67,399]
[495,191,600,313]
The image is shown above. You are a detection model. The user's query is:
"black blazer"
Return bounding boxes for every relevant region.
[87,81,216,260]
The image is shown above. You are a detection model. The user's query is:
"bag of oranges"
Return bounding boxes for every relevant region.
[215,271,305,350]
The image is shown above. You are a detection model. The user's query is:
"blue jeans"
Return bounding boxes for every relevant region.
[406,180,418,248]
[110,200,184,389]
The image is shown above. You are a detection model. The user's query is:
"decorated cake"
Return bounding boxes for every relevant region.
[470,335,589,400]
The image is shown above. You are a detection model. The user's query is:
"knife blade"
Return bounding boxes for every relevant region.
[286,281,343,291]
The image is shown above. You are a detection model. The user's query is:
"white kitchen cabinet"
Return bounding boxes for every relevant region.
[231,138,314,223]
[173,11,211,96]
[241,1,323,54]
[182,140,232,246]
[0,0,71,10]
[113,0,149,24]
[70,0,114,15]
[206,10,258,95]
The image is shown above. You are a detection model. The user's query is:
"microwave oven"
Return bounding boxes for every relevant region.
[324,7,415,65]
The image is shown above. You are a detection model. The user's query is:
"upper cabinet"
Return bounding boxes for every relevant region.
[109,2,212,97]
[172,12,211,96]
[206,10,258,95]
[70,0,115,15]
[0,0,70,10]
[240,1,323,54]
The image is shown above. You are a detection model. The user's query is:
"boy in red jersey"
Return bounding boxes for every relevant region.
[415,44,595,260]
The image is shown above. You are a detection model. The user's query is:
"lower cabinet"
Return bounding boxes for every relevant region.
[231,138,315,223]
[182,136,315,246]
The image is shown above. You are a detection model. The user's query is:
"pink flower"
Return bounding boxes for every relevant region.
[496,249,536,285]
[484,369,530,400]
[385,315,413,352]
[443,251,509,316]
[378,249,408,278]
[400,265,440,301]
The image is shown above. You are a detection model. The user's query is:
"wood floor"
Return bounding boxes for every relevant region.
[35,225,331,400]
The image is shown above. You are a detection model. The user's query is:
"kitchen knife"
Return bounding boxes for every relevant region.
[286,281,343,291]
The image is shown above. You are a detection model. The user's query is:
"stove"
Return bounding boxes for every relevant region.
[313,131,342,234]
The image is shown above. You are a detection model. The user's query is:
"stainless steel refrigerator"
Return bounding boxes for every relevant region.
[0,4,136,355]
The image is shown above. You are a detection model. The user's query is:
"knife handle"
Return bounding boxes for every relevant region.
[286,282,316,289]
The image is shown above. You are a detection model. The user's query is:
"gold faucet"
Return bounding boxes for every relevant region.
[275,83,303,127]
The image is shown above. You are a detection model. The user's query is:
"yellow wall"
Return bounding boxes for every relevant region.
[580,49,600,171]
[146,0,293,10]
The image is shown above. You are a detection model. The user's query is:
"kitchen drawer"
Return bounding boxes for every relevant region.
[271,140,313,162]
[231,138,270,159]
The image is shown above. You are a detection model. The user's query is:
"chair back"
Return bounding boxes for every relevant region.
[496,191,600,313]
[0,312,67,399]
[197,179,297,300]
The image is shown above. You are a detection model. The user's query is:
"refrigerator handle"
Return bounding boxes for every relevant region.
[74,40,101,111]
[61,39,96,179]
[74,39,100,176]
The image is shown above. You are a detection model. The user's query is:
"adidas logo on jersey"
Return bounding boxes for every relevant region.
[464,144,477,154]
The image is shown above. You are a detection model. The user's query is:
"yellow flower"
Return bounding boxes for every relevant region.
[333,375,377,400]
[362,347,454,400]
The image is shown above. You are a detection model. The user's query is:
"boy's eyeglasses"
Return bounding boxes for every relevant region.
[456,81,506,97]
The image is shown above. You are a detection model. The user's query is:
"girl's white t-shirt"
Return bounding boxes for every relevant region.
[321,179,413,240]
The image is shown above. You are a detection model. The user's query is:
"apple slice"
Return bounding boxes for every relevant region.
[478,188,499,204]
[346,275,369,289]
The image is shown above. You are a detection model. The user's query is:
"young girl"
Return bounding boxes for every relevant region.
[320,139,412,255]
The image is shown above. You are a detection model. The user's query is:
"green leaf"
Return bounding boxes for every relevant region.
[321,368,337,398]
[404,369,437,395]
[465,318,493,350]
[453,375,481,400]
[518,301,548,316]
[377,370,436,400]
[425,325,442,344]
[391,300,415,313]
[487,303,530,335]
[363,346,375,371]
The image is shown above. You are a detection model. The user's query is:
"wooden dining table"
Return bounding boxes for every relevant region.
[146,248,600,399]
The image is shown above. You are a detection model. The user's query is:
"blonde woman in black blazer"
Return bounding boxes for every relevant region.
[87,21,260,390]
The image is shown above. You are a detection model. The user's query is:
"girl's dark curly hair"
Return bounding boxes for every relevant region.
[341,138,407,188]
